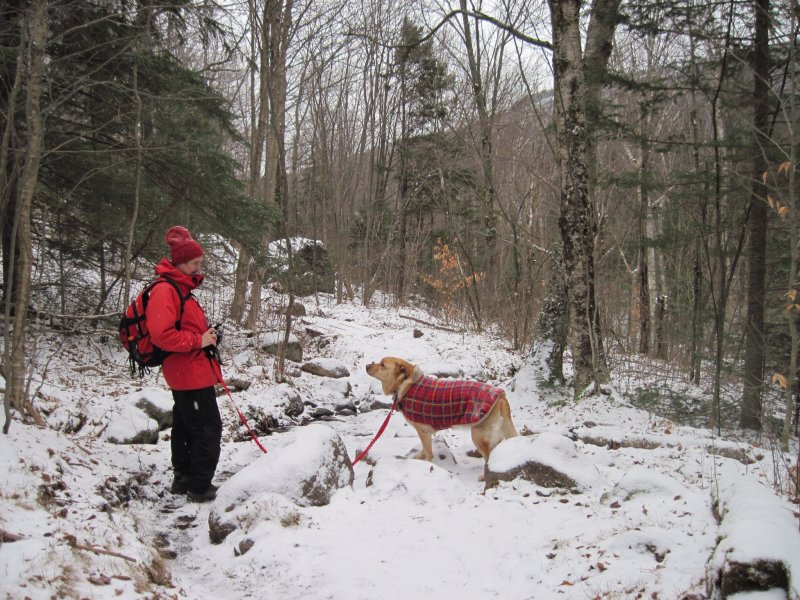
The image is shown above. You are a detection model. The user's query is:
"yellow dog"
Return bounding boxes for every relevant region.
[366,357,518,462]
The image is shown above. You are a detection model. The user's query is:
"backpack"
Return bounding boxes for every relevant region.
[119,276,191,377]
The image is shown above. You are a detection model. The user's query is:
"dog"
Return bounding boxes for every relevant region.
[365,356,518,462]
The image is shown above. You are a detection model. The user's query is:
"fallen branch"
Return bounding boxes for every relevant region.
[72,542,137,563]
[399,314,459,333]
[72,365,104,374]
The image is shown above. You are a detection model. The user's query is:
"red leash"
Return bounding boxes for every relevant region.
[210,356,267,454]
[351,395,398,465]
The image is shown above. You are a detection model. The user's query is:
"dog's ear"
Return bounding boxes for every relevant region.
[395,362,408,381]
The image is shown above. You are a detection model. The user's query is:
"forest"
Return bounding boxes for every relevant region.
[1,0,798,444]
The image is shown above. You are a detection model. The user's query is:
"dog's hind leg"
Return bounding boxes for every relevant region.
[471,427,491,460]
[499,396,519,438]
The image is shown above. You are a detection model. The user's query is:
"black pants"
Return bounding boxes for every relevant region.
[171,386,222,494]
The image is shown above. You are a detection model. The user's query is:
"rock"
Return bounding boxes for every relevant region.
[208,425,353,544]
[359,395,393,412]
[256,332,303,362]
[235,538,255,556]
[266,238,335,295]
[310,407,335,419]
[334,401,357,416]
[284,394,304,418]
[104,405,159,445]
[321,378,351,397]
[484,432,604,491]
[287,302,306,317]
[301,358,350,378]
[426,363,463,378]
[131,387,173,429]
[262,383,303,418]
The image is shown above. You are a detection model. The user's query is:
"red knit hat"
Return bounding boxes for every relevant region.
[166,226,204,265]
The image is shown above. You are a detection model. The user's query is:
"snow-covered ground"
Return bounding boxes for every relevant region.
[1,293,798,599]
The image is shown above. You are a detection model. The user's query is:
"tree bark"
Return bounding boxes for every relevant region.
[459,0,498,273]
[548,0,613,396]
[7,0,48,430]
[740,0,770,431]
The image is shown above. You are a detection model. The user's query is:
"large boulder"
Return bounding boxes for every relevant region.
[267,237,334,295]
[208,425,353,544]
[132,387,174,429]
[256,331,303,363]
[103,404,159,445]
[301,357,350,378]
[484,432,604,491]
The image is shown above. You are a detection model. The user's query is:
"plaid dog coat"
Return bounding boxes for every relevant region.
[399,376,504,431]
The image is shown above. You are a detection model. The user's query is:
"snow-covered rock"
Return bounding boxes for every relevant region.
[208,425,353,544]
[484,431,605,491]
[707,466,800,598]
[301,357,350,378]
[103,404,159,444]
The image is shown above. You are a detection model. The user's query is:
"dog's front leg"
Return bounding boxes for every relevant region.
[411,423,435,461]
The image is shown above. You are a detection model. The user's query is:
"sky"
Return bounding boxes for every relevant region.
[1,293,799,600]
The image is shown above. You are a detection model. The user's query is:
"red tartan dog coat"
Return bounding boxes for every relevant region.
[399,376,505,431]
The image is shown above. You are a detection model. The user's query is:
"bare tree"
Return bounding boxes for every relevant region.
[5,0,48,431]
[740,0,771,431]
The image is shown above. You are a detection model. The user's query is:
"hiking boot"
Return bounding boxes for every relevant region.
[187,484,218,503]
[170,474,190,495]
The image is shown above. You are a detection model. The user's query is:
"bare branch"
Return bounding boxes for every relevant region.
[347,8,552,52]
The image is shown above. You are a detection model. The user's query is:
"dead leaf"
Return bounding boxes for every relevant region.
[772,373,788,389]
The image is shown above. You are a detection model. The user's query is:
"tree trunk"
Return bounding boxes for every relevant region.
[740,0,770,431]
[548,0,611,396]
[7,0,48,430]
[229,242,250,323]
[781,2,798,451]
[123,59,143,304]
[688,28,706,384]
[459,0,498,273]
[637,98,651,355]
[231,1,263,326]
[532,252,569,384]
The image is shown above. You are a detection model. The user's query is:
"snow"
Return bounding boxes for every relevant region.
[1,293,799,599]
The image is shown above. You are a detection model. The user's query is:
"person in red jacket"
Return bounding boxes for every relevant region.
[147,226,221,503]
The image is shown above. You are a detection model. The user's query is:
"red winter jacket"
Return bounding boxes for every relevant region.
[146,258,218,391]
